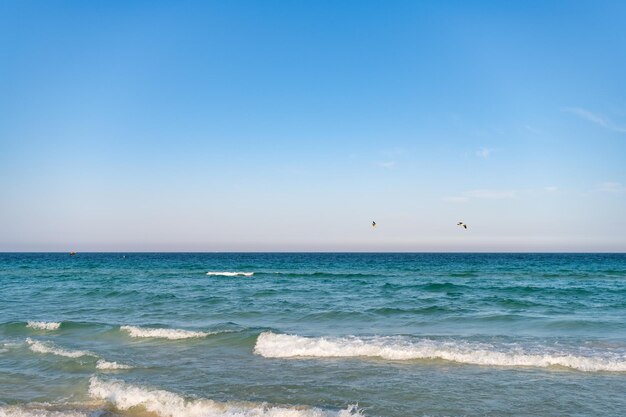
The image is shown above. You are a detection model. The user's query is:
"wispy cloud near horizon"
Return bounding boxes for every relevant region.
[596,182,626,194]
[475,148,492,159]
[444,186,563,203]
[564,107,626,133]
[443,189,518,203]
[442,196,469,203]
[377,161,397,169]
[464,189,518,199]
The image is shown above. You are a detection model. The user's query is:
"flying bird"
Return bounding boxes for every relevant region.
[457,221,468,229]
[372,221,377,228]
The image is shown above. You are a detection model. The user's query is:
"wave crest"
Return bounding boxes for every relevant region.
[254,332,626,372]
[207,271,254,277]
[96,359,133,370]
[120,325,214,340]
[89,376,363,417]
[26,321,61,330]
[26,338,92,358]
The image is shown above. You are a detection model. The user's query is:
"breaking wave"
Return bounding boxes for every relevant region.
[89,376,364,417]
[207,271,254,277]
[26,321,61,330]
[120,325,215,340]
[254,332,626,372]
[26,338,92,358]
[96,359,133,370]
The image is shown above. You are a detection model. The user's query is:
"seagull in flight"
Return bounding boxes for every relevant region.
[372,221,377,228]
[457,221,468,229]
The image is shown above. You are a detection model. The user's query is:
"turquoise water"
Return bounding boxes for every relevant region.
[1,253,626,417]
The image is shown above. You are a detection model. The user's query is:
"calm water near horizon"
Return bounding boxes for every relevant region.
[1,253,626,417]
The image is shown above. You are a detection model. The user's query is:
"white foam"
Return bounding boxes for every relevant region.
[96,359,133,370]
[0,406,91,417]
[2,341,21,353]
[207,271,254,277]
[120,325,214,340]
[26,321,61,330]
[89,376,363,417]
[26,338,92,358]
[254,332,626,372]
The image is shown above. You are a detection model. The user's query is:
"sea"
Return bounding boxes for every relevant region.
[1,253,625,417]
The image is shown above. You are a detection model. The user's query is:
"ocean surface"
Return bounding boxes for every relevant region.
[1,253,626,417]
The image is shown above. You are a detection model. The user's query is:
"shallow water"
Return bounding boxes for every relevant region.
[1,253,625,416]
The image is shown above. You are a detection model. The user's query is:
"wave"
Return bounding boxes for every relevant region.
[207,271,254,277]
[96,359,133,370]
[0,406,92,417]
[26,338,92,358]
[120,325,216,340]
[26,321,61,330]
[25,339,132,371]
[420,282,467,291]
[257,271,380,278]
[367,306,452,315]
[89,376,363,417]
[448,271,479,277]
[254,332,626,372]
[1,341,21,350]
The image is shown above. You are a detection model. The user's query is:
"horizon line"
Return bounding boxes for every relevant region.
[2,251,625,254]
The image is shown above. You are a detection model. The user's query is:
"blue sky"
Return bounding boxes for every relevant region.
[1,1,625,251]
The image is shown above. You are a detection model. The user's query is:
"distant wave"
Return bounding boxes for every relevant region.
[257,271,379,278]
[120,325,216,340]
[89,376,363,417]
[366,306,452,316]
[26,338,92,358]
[26,321,61,330]
[96,359,133,370]
[206,270,376,278]
[420,282,467,291]
[207,271,254,277]
[254,332,626,372]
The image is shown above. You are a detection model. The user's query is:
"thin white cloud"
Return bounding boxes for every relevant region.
[524,125,545,136]
[443,189,518,203]
[596,182,626,194]
[464,189,518,199]
[475,148,492,159]
[564,107,626,133]
[377,161,397,169]
[442,196,469,203]
[544,186,558,192]
[382,147,405,157]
